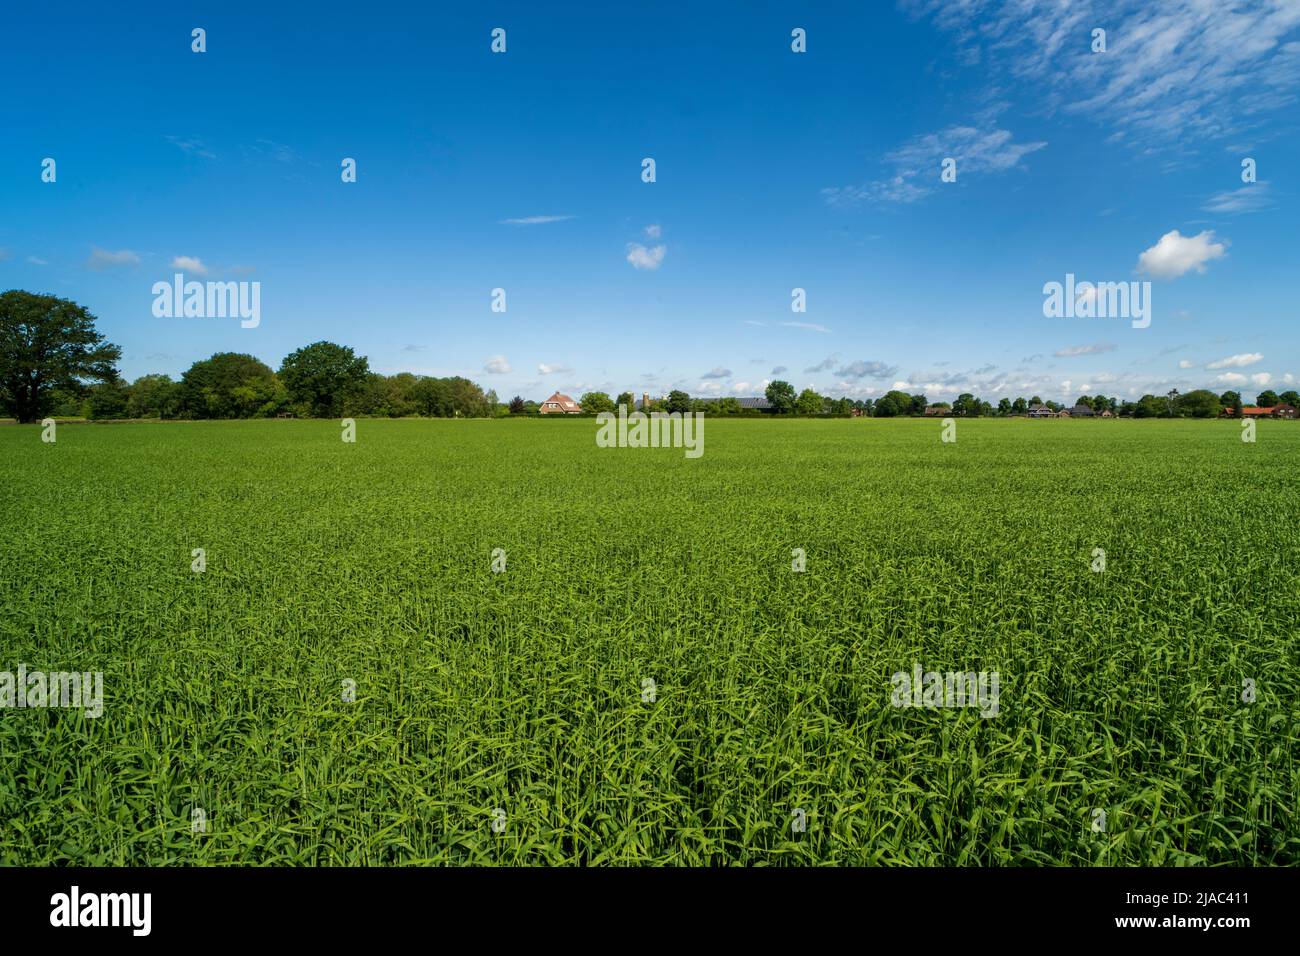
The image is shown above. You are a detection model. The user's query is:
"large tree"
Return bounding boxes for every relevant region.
[278,341,370,417]
[795,387,823,415]
[765,380,796,413]
[580,391,616,414]
[179,352,283,419]
[0,291,121,423]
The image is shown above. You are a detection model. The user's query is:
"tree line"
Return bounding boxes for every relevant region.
[4,291,1293,424]
[0,291,497,422]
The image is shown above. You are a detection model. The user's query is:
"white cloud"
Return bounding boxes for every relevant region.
[86,247,140,270]
[537,363,572,375]
[484,355,512,374]
[171,255,208,275]
[1213,372,1248,385]
[781,321,831,333]
[499,215,575,225]
[1205,352,1263,369]
[626,243,666,271]
[644,224,662,239]
[1136,230,1227,279]
[27,256,48,266]
[1251,372,1272,386]
[1178,359,1194,369]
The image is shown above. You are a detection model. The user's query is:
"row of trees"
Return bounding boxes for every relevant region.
[0,291,498,422]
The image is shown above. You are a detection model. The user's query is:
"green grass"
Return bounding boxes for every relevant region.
[1,417,1297,865]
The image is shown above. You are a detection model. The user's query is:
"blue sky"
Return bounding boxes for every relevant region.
[2,1,1298,404]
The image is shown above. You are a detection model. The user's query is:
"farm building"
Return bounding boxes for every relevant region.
[539,392,582,414]
[1223,405,1298,419]
[735,397,773,411]
[1027,404,1055,418]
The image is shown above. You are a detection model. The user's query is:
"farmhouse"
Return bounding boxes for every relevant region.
[1068,404,1094,417]
[539,392,582,414]
[1028,404,1055,418]
[923,405,950,416]
[1224,405,1298,419]
[735,397,772,411]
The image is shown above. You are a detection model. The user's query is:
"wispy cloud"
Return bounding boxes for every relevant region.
[1203,183,1274,214]
[1055,343,1117,358]
[836,359,898,379]
[782,321,831,333]
[904,1,1300,147]
[166,135,216,159]
[538,363,572,375]
[702,366,731,379]
[483,355,512,374]
[499,215,575,225]
[1206,352,1263,370]
[824,124,1046,206]
[86,247,140,270]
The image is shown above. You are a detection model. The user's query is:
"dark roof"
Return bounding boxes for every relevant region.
[1071,404,1095,416]
[735,397,772,409]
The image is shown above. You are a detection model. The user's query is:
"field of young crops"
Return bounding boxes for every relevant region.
[1,417,1297,865]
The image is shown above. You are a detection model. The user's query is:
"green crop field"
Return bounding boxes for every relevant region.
[1,417,1297,865]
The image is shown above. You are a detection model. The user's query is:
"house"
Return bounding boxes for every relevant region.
[1056,409,1071,418]
[539,392,582,414]
[1069,404,1094,417]
[923,405,950,416]
[1235,404,1298,419]
[1099,409,1113,418]
[1028,404,1055,418]
[735,397,772,411]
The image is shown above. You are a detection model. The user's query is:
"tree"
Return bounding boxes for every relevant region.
[615,391,634,410]
[0,291,122,423]
[1179,389,1220,419]
[953,393,977,417]
[1279,390,1299,408]
[508,395,526,414]
[874,390,913,418]
[1256,390,1279,408]
[765,380,796,414]
[179,353,283,419]
[1012,397,1028,415]
[278,341,369,417]
[910,394,928,415]
[580,391,616,414]
[87,378,131,419]
[1030,395,1043,406]
[795,387,823,415]
[997,397,1011,416]
[664,390,692,414]
[127,374,181,419]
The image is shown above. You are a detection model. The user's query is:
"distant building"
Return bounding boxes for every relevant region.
[1069,404,1095,417]
[735,397,773,411]
[923,405,950,416]
[1231,404,1298,419]
[539,392,582,414]
[1028,404,1055,418]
